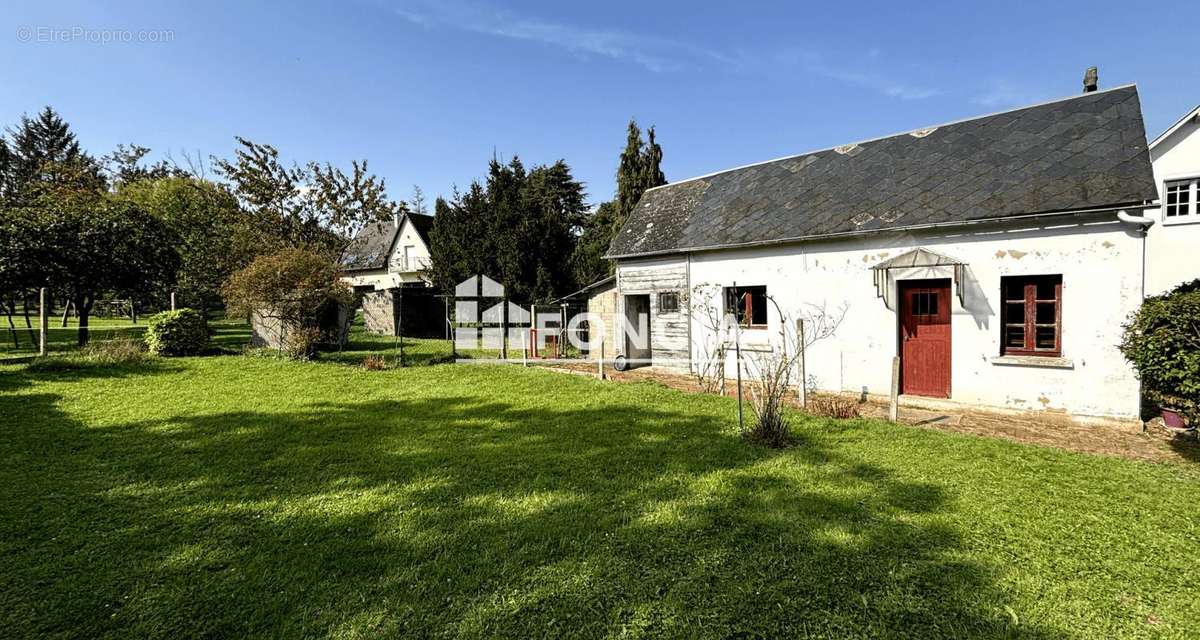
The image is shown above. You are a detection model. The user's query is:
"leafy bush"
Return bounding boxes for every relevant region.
[1120,282,1200,422]
[222,248,351,359]
[28,338,150,372]
[808,395,861,420]
[144,308,210,356]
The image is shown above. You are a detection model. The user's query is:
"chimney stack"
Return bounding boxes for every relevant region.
[1083,67,1098,93]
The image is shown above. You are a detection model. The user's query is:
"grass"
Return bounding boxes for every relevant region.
[0,315,251,359]
[1,353,1198,637]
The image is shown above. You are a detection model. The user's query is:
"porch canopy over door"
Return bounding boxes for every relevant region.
[870,247,967,306]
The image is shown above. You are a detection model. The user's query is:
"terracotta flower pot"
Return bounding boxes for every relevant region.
[1161,408,1188,430]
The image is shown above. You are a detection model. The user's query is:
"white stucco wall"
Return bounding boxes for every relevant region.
[1147,111,1200,295]
[658,213,1148,420]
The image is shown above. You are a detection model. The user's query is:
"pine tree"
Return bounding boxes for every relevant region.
[6,106,95,198]
[611,119,666,237]
[567,119,667,286]
[613,120,644,235]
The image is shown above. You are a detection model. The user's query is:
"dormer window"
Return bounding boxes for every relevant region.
[1165,178,1198,220]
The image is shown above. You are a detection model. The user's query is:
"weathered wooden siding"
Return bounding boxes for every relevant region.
[617,257,690,371]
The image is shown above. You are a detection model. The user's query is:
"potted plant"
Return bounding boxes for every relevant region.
[1154,392,1193,431]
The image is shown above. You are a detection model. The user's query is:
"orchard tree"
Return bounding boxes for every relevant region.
[213,137,403,259]
[116,176,254,312]
[21,199,179,345]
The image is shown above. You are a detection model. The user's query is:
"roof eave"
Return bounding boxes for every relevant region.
[604,201,1152,261]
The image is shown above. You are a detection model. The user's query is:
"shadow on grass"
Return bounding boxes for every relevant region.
[1167,433,1200,463]
[0,383,1063,638]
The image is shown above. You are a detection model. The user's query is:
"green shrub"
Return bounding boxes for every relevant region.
[144,308,210,356]
[1120,282,1200,421]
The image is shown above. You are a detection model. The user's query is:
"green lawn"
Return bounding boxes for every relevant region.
[1,355,1197,638]
[0,316,251,359]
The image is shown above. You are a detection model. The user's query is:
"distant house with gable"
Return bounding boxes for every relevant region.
[340,212,443,337]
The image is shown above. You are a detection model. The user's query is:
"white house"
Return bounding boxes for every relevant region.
[1145,104,1200,295]
[340,212,442,337]
[606,83,1198,424]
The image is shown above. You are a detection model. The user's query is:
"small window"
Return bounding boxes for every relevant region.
[657,291,680,314]
[1165,179,1198,219]
[724,285,768,328]
[912,291,938,316]
[1000,275,1062,356]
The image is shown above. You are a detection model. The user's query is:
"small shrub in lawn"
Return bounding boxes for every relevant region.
[144,309,209,356]
[362,355,387,370]
[808,395,861,420]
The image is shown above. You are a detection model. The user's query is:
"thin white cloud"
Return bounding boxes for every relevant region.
[971,81,1049,108]
[389,0,728,73]
[387,1,940,100]
[769,49,939,101]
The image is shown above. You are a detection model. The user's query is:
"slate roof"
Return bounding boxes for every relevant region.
[340,213,436,272]
[607,85,1158,259]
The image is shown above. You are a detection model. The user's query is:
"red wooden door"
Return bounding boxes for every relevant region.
[899,279,951,398]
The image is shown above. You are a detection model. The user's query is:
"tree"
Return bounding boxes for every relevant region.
[3,106,105,205]
[410,185,428,215]
[221,248,351,358]
[428,185,490,294]
[116,176,254,312]
[522,160,588,301]
[571,201,617,287]
[569,119,666,286]
[18,199,179,345]
[213,138,402,259]
[428,156,588,302]
[612,119,666,235]
[103,143,177,186]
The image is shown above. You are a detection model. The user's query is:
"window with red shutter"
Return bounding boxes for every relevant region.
[1000,275,1062,356]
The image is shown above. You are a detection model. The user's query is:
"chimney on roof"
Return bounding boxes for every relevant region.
[1083,67,1098,93]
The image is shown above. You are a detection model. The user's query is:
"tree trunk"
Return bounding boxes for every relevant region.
[61,299,72,327]
[76,294,94,347]
[4,300,18,348]
[22,292,37,345]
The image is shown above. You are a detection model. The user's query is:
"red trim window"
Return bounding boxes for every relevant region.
[1001,275,1062,356]
[724,285,768,329]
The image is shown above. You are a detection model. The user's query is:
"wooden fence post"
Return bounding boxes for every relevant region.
[889,356,900,422]
[797,318,807,408]
[170,291,176,311]
[735,329,744,433]
[38,288,48,356]
[597,341,604,380]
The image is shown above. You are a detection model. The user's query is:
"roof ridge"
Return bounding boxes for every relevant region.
[646,83,1139,193]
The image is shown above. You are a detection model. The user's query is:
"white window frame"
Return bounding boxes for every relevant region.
[1163,176,1200,225]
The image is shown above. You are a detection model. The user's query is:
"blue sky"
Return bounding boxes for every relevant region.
[3,1,1196,205]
